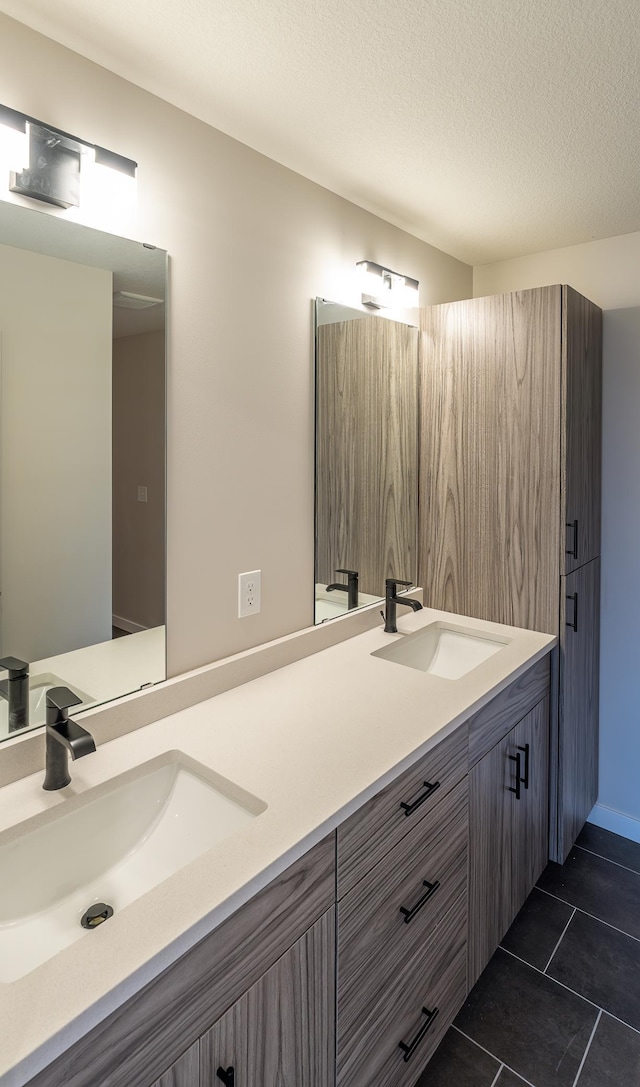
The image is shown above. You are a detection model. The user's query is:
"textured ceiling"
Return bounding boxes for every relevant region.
[2,0,640,265]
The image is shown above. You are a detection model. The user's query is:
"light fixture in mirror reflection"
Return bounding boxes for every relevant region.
[314,299,419,625]
[0,198,166,743]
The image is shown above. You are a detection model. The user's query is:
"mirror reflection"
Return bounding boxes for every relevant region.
[0,200,166,740]
[314,299,419,624]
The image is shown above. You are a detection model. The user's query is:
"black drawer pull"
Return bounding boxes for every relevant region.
[398,1005,439,1062]
[566,592,578,633]
[400,779,441,816]
[217,1068,235,1086]
[566,519,579,559]
[518,743,530,790]
[399,879,441,923]
[508,751,522,801]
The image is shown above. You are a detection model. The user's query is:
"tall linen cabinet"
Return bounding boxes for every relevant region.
[419,285,602,863]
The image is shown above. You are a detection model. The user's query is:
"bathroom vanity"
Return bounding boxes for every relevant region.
[0,605,554,1087]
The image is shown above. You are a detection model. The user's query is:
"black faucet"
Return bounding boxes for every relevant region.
[0,656,29,733]
[383,578,423,634]
[43,687,96,791]
[326,569,359,610]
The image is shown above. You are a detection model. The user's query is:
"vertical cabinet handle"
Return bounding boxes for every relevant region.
[566,519,579,560]
[566,592,578,633]
[398,1006,439,1062]
[217,1068,235,1086]
[508,751,522,800]
[400,780,441,816]
[517,743,530,790]
[399,879,441,923]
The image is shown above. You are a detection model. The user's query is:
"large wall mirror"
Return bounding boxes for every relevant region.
[315,299,419,624]
[0,199,166,741]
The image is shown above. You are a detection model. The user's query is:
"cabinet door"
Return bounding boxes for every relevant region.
[562,286,602,574]
[151,1042,199,1087]
[468,700,550,987]
[558,558,600,860]
[200,910,335,1087]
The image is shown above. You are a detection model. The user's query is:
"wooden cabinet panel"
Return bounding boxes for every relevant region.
[558,558,600,860]
[468,654,551,765]
[337,723,468,898]
[469,699,550,987]
[338,777,467,1014]
[151,1043,199,1087]
[200,910,335,1087]
[562,287,602,574]
[337,893,467,1087]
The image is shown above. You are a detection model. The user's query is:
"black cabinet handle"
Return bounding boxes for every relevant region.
[400,780,441,816]
[566,592,578,633]
[508,751,522,800]
[398,1005,439,1062]
[217,1068,235,1086]
[566,519,579,559]
[518,743,530,790]
[399,879,441,924]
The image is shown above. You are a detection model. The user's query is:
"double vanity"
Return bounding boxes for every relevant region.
[0,599,554,1087]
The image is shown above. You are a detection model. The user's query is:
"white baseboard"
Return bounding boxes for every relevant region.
[112,614,148,636]
[587,802,640,845]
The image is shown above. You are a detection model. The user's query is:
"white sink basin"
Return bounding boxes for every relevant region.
[0,673,93,737]
[0,751,266,981]
[372,621,510,679]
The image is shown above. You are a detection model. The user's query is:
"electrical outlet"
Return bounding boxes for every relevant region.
[137,485,148,503]
[238,569,261,618]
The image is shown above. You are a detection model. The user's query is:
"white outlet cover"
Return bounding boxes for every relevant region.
[238,569,261,618]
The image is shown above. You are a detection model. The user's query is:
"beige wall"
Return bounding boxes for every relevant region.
[474,231,640,841]
[112,329,165,631]
[0,13,472,675]
[0,243,112,660]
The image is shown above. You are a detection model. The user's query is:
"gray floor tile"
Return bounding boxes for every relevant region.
[548,911,640,1031]
[576,823,640,875]
[537,848,640,940]
[455,949,597,1087]
[501,888,573,970]
[497,1070,529,1086]
[415,1028,500,1086]
[575,1013,640,1086]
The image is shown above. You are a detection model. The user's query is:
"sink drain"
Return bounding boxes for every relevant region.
[81,902,114,930]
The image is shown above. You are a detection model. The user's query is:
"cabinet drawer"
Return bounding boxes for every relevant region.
[338,776,467,1011]
[337,893,467,1087]
[468,654,550,766]
[337,724,468,898]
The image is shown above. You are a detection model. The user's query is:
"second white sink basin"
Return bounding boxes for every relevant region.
[372,621,510,679]
[0,751,267,981]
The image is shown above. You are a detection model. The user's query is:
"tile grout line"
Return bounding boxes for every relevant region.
[571,1008,602,1087]
[453,1026,537,1087]
[535,885,640,946]
[489,1064,505,1087]
[543,906,577,973]
[575,843,640,878]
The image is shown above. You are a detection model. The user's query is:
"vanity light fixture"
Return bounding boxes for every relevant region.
[0,103,137,210]
[356,260,419,309]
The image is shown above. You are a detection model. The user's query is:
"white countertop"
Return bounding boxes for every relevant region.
[0,606,555,1086]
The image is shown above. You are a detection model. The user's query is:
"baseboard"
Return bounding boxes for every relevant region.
[112,614,148,635]
[587,802,640,845]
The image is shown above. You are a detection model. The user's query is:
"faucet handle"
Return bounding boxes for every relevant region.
[0,656,28,677]
[386,578,413,591]
[46,687,83,713]
[336,568,358,578]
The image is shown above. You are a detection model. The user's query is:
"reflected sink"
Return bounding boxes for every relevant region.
[0,751,267,981]
[371,621,510,679]
[0,673,93,736]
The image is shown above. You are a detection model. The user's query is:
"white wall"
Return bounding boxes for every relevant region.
[0,243,112,660]
[475,231,640,841]
[0,13,472,676]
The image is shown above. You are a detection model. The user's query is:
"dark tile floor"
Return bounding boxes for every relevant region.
[416,823,640,1087]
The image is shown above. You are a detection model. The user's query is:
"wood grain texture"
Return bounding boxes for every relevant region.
[337,724,468,899]
[25,835,335,1087]
[337,893,467,1087]
[558,558,600,861]
[418,288,562,634]
[468,699,549,987]
[562,286,603,574]
[201,909,335,1087]
[316,316,419,597]
[338,777,467,1018]
[150,1043,199,1087]
[468,654,551,766]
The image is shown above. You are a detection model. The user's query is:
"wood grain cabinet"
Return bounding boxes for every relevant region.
[420,284,602,862]
[150,1043,199,1087]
